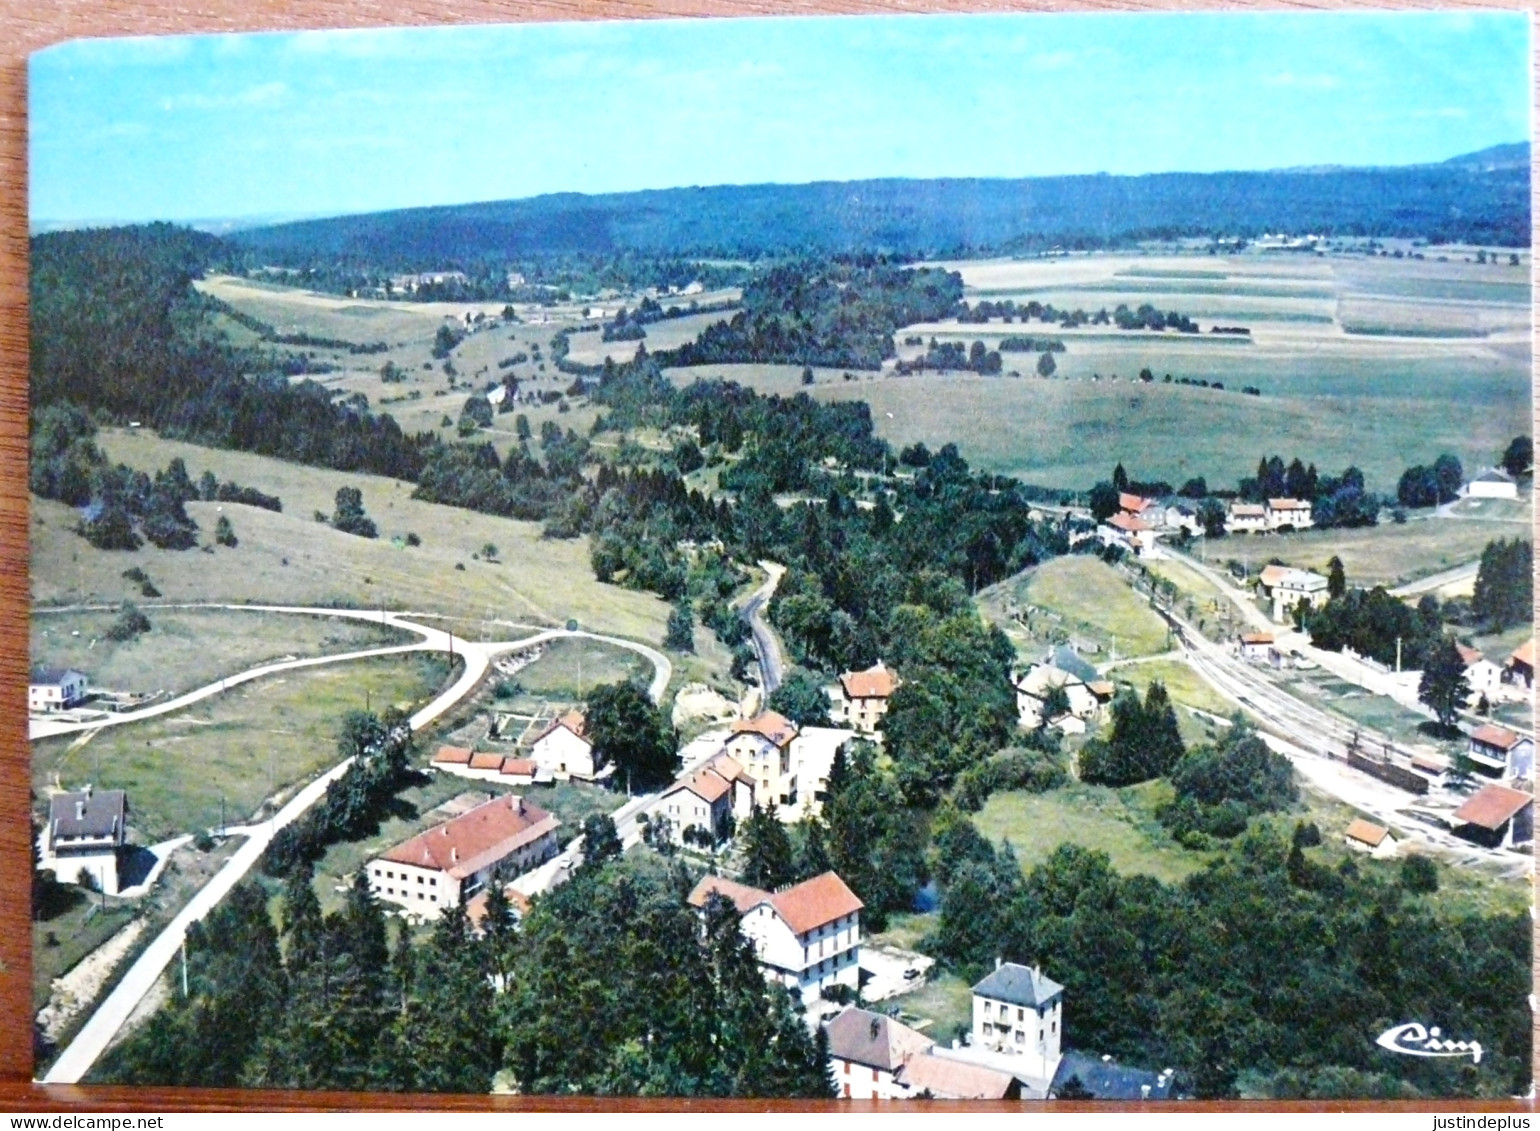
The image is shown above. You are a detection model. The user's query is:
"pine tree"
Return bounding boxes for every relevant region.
[1418,637,1471,732]
[740,804,797,890]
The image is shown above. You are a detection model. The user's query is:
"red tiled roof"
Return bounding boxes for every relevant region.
[1267,497,1310,511]
[897,1054,1018,1100]
[468,751,505,771]
[1511,640,1534,668]
[665,767,732,805]
[1344,818,1389,847]
[1118,493,1153,514]
[770,871,864,935]
[1456,644,1486,668]
[825,1008,933,1072]
[1471,723,1522,751]
[1107,512,1151,533]
[381,794,558,879]
[732,710,798,746]
[1453,784,1533,831]
[531,709,588,747]
[840,662,897,700]
[1241,632,1274,645]
[704,753,749,783]
[1258,565,1292,587]
[688,874,771,915]
[500,757,537,776]
[1411,753,1448,774]
[1229,504,1266,517]
[1086,681,1115,699]
[431,745,474,766]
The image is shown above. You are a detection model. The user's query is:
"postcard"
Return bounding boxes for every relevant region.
[27,11,1533,1101]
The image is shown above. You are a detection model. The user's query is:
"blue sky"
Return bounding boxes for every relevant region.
[29,11,1531,226]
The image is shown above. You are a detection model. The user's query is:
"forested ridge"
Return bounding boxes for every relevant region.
[230,148,1531,263]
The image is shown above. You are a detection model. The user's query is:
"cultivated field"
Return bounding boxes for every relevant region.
[33,428,672,643]
[31,609,411,699]
[32,653,452,842]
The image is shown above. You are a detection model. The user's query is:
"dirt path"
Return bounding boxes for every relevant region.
[36,919,146,1045]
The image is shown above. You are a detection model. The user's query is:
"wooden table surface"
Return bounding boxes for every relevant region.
[0,0,1532,1112]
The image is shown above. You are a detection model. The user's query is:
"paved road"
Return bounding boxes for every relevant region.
[740,561,788,697]
[39,605,670,1084]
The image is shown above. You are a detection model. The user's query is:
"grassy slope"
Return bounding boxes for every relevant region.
[32,653,451,842]
[33,428,671,643]
[979,556,1170,663]
[31,609,411,698]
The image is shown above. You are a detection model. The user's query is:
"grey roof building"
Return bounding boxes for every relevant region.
[48,786,127,854]
[972,961,1065,1008]
[1049,1051,1181,1100]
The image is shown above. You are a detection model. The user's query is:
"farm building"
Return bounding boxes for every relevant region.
[367,793,560,919]
[528,710,600,781]
[1265,497,1314,530]
[1225,503,1268,534]
[1465,467,1519,500]
[1239,632,1275,662]
[1451,784,1533,849]
[1015,664,1100,733]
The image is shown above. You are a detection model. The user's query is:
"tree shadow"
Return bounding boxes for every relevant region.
[1416,721,1465,741]
[32,879,83,922]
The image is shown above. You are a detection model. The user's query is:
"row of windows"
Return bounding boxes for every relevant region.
[375,868,438,887]
[381,888,440,904]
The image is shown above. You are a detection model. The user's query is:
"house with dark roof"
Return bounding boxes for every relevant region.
[30,668,88,714]
[367,793,560,918]
[45,786,127,894]
[970,961,1064,1081]
[1465,466,1518,500]
[1451,784,1533,849]
[688,871,863,1006]
[1049,1051,1181,1100]
[1466,723,1534,781]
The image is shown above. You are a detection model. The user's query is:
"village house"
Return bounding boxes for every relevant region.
[44,785,127,895]
[1225,502,1268,534]
[1098,511,1158,557]
[969,961,1064,1081]
[1505,640,1533,691]
[528,710,601,781]
[29,668,88,714]
[896,1051,1021,1100]
[1256,564,1330,623]
[688,871,863,1006]
[1239,632,1274,663]
[1451,783,1533,849]
[825,1008,936,1099]
[1456,644,1507,706]
[724,710,800,808]
[1465,466,1519,500]
[656,765,737,846]
[1465,723,1534,781]
[1265,497,1314,531]
[1343,818,1397,859]
[831,661,899,735]
[1015,664,1100,733]
[367,793,560,918]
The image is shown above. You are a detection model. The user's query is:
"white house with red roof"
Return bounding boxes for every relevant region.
[1256,564,1329,623]
[832,661,899,735]
[1265,497,1314,530]
[1506,640,1534,691]
[657,762,740,846]
[688,871,863,1005]
[1455,644,1506,705]
[1098,511,1158,556]
[1452,783,1533,848]
[367,793,560,918]
[725,710,801,807]
[1225,502,1268,534]
[528,709,600,781]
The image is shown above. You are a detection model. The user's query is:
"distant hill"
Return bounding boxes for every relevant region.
[229,145,1531,263]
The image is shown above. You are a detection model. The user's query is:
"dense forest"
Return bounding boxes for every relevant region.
[229,144,1531,263]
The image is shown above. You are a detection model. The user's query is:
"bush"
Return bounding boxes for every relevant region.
[954,745,1067,811]
[1400,854,1439,894]
[106,603,152,642]
[405,532,421,547]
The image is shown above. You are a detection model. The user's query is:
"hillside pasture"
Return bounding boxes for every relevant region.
[30,609,410,699]
[33,429,672,644]
[563,310,736,366]
[980,556,1171,662]
[1259,517,1526,588]
[32,653,450,842]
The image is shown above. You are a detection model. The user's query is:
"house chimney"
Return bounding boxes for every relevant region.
[84,783,92,799]
[75,800,85,821]
[451,847,458,864]
[995,956,1003,970]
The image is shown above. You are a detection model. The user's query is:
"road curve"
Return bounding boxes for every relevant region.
[38,605,670,1084]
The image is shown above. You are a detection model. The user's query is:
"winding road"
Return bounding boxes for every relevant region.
[38,603,670,1084]
[740,561,787,696]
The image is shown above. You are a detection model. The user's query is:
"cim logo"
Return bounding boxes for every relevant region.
[1375,1022,1482,1064]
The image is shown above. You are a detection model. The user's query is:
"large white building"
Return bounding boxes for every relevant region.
[1257,564,1330,623]
[688,871,863,1006]
[368,794,560,918]
[969,962,1064,1082]
[724,710,800,808]
[1466,467,1519,500]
